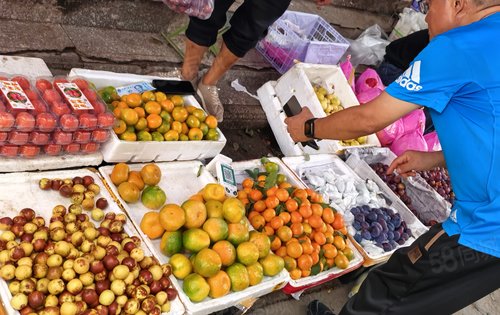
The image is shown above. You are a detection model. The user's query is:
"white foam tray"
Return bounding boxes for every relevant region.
[69,69,227,163]
[345,155,429,263]
[0,55,52,78]
[99,161,289,315]
[257,63,380,157]
[0,168,184,315]
[231,158,363,291]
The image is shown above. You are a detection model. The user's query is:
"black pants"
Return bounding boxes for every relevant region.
[340,224,500,315]
[185,0,291,57]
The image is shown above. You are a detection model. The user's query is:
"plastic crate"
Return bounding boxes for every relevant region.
[257,11,350,74]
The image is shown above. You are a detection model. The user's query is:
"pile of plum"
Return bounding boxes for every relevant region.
[351,205,413,252]
[419,167,455,204]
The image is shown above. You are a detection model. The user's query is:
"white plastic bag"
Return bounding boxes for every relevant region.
[162,0,214,20]
[389,8,428,41]
[348,25,390,67]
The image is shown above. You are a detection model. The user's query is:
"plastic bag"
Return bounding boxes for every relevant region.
[424,131,442,151]
[389,8,428,41]
[355,68,385,104]
[162,0,214,20]
[376,118,404,146]
[347,25,390,67]
[390,129,428,155]
[340,55,355,92]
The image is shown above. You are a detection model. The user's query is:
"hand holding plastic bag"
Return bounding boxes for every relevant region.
[162,0,214,20]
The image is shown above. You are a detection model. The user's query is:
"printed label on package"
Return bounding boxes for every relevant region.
[0,81,35,110]
[56,82,94,111]
[115,81,155,97]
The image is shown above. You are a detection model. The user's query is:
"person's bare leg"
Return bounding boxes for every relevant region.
[202,41,239,85]
[182,38,208,81]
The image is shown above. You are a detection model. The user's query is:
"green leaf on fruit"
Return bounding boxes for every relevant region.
[311,262,321,276]
[264,171,278,190]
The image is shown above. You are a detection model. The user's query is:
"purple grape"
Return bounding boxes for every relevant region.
[387,222,395,232]
[361,205,371,213]
[375,233,387,244]
[361,221,370,230]
[366,212,377,223]
[355,214,365,223]
[387,231,394,240]
[354,233,362,243]
[401,233,409,241]
[389,240,398,250]
[393,231,401,242]
[382,243,392,252]
[353,221,362,230]
[370,226,381,238]
[361,230,372,240]
[351,207,361,215]
[397,239,406,245]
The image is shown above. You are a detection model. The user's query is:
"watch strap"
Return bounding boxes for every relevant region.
[304,118,317,139]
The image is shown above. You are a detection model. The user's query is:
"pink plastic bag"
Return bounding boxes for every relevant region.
[390,130,428,155]
[376,118,404,146]
[163,0,214,20]
[402,109,426,134]
[424,131,442,151]
[340,55,355,92]
[355,68,385,104]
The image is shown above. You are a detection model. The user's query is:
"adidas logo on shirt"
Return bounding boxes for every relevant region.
[396,61,423,91]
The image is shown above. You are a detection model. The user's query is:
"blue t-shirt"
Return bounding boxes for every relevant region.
[386,13,500,258]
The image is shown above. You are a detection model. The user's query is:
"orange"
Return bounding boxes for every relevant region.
[335,253,349,269]
[278,212,291,225]
[249,190,263,202]
[285,199,298,212]
[263,225,274,236]
[332,213,345,230]
[279,182,292,189]
[308,214,323,229]
[322,208,335,224]
[155,91,167,102]
[146,113,162,129]
[134,117,147,131]
[270,236,281,251]
[311,204,323,217]
[248,231,271,258]
[171,121,182,133]
[186,115,200,128]
[237,190,248,200]
[290,222,304,237]
[283,256,297,272]
[265,196,279,209]
[127,171,145,191]
[134,107,146,118]
[297,254,313,271]
[121,108,139,126]
[145,101,162,115]
[111,100,120,107]
[172,107,188,122]
[293,189,308,200]
[248,210,259,220]
[270,216,284,230]
[266,187,277,197]
[275,189,289,202]
[322,244,338,259]
[193,248,222,277]
[159,204,186,231]
[110,163,129,185]
[205,115,218,129]
[141,91,155,103]
[182,200,207,229]
[117,101,128,109]
[257,174,267,182]
[250,215,265,230]
[212,240,237,267]
[253,200,266,212]
[325,232,334,244]
[185,105,197,114]
[140,163,161,185]
[140,212,164,239]
[160,99,174,112]
[301,269,311,278]
[170,95,184,107]
[286,241,303,259]
[164,130,179,141]
[333,235,346,250]
[207,270,231,298]
[302,222,313,236]
[290,211,303,224]
[314,232,326,245]
[113,119,126,135]
[192,108,206,122]
[276,226,292,243]
[117,182,140,203]
[202,183,226,202]
[227,223,249,246]
[113,107,122,118]
[242,178,254,189]
[301,241,314,255]
[125,93,142,108]
[262,208,276,222]
[181,122,189,135]
[299,205,312,219]
[188,127,203,140]
[275,246,287,257]
[290,268,302,280]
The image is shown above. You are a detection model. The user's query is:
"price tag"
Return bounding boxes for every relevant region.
[56,82,93,111]
[216,162,238,197]
[0,80,34,110]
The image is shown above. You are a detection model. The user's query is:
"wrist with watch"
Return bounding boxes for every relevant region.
[304,118,318,139]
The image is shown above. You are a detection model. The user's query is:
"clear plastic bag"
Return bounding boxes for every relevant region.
[162,0,214,20]
[347,25,390,67]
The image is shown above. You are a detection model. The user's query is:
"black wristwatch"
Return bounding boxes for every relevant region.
[304,118,318,139]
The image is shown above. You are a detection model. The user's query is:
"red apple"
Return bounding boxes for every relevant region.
[50,101,71,117]
[36,112,57,132]
[44,143,62,156]
[52,130,73,145]
[43,89,61,104]
[63,143,80,154]
[8,131,29,145]
[24,90,39,102]
[30,132,50,145]
[32,100,48,114]
[91,129,109,143]
[11,76,30,90]
[74,131,91,143]
[0,112,15,131]
[97,113,115,128]
[36,79,53,92]
[82,89,97,103]
[1,145,19,157]
[15,112,36,132]
[79,114,98,130]
[19,145,40,158]
[60,114,79,132]
[71,79,89,90]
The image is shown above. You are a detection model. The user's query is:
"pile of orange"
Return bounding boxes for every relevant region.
[110,91,219,142]
[237,174,355,280]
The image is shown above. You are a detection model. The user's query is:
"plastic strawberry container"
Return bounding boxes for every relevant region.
[43,142,62,156]
[81,142,100,154]
[63,143,80,154]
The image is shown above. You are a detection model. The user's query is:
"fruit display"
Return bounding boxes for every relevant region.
[0,177,179,314]
[418,167,455,205]
[350,205,413,253]
[109,163,166,210]
[313,84,367,147]
[238,159,356,281]
[103,89,220,142]
[146,182,285,302]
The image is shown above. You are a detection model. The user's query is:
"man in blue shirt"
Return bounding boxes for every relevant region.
[286,0,500,313]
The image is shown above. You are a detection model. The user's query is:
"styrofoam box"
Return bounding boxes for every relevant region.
[99,161,289,315]
[68,68,227,163]
[231,158,363,294]
[346,148,451,225]
[0,168,184,315]
[345,155,429,264]
[257,63,380,157]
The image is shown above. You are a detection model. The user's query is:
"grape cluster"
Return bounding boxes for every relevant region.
[419,167,455,204]
[370,163,416,214]
[351,205,413,252]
